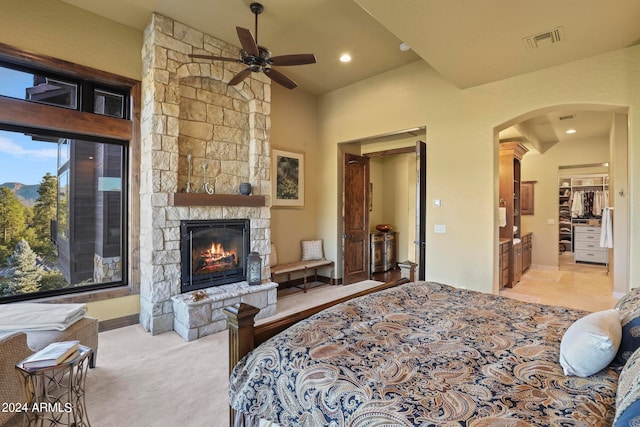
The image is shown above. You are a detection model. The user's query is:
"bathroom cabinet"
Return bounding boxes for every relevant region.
[513,241,523,285]
[499,142,528,287]
[499,240,511,289]
[521,181,535,215]
[522,232,532,272]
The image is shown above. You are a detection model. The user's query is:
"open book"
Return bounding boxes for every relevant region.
[20,340,80,369]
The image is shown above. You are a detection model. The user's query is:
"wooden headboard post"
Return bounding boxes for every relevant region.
[224,302,260,426]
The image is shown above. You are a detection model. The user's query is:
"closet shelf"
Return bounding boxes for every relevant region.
[557,173,609,253]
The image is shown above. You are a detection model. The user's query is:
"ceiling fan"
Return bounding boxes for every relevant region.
[189,2,316,89]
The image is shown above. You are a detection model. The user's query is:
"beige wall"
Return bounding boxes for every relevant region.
[369,154,416,262]
[85,295,140,321]
[318,45,639,295]
[269,85,322,263]
[2,0,142,81]
[520,136,610,268]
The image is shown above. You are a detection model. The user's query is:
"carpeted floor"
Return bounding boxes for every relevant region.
[84,280,384,427]
[82,271,616,427]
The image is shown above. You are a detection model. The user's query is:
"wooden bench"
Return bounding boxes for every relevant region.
[270,259,334,293]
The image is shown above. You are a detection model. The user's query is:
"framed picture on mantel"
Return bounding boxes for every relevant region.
[272,148,304,207]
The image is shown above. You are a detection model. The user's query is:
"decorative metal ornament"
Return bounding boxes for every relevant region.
[202,164,215,194]
[186,154,193,193]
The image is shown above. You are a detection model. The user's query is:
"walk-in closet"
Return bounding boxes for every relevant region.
[558,170,610,270]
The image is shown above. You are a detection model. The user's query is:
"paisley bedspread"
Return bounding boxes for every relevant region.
[229,281,618,426]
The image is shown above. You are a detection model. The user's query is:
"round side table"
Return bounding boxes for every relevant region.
[15,345,93,427]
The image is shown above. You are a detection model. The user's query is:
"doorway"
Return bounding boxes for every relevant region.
[339,128,426,285]
[496,105,629,300]
[557,165,610,278]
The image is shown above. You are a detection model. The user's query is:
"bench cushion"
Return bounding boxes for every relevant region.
[271,259,333,275]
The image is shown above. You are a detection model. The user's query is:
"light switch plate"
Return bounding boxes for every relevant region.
[433,199,442,207]
[434,224,446,234]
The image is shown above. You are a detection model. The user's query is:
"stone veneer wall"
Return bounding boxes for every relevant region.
[139,13,273,335]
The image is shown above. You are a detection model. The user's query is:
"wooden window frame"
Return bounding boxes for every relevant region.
[0,42,141,303]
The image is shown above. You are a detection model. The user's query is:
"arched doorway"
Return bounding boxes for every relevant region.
[495,104,629,308]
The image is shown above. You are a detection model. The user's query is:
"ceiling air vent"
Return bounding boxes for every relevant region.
[524,26,564,49]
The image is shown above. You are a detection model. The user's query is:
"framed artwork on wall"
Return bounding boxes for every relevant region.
[272,148,304,207]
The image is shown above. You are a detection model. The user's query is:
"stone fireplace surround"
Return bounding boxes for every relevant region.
[139,13,277,340]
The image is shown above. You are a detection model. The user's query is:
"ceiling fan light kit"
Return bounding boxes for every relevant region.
[189,2,316,89]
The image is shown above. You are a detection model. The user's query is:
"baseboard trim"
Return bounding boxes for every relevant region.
[98,314,139,332]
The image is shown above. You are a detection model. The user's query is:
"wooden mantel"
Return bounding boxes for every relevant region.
[169,193,266,207]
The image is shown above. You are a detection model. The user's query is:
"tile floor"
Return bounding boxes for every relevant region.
[500,252,616,312]
[370,254,616,313]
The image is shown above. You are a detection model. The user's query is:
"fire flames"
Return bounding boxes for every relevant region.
[194,242,238,274]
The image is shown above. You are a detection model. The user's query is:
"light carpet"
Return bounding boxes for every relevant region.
[84,280,384,427]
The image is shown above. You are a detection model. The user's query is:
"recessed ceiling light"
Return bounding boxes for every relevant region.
[566,129,576,134]
[339,54,351,63]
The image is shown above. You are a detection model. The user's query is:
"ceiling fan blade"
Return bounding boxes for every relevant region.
[228,68,252,86]
[189,54,241,63]
[264,68,297,89]
[270,54,317,66]
[236,27,259,56]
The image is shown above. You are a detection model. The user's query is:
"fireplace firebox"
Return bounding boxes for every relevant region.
[180,219,250,293]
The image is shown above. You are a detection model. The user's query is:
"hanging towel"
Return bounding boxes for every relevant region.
[600,207,613,248]
[499,207,507,227]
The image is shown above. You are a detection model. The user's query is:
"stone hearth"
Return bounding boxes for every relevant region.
[172,281,277,341]
[138,13,275,338]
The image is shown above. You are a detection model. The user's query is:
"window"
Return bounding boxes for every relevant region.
[0,57,133,302]
[0,66,78,109]
[94,89,124,118]
[27,78,78,109]
[0,129,126,301]
[0,61,128,116]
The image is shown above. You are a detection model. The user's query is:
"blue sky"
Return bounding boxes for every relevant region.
[0,131,57,185]
[0,68,58,185]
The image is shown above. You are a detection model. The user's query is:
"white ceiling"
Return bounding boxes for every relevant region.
[60,0,640,145]
[498,109,617,154]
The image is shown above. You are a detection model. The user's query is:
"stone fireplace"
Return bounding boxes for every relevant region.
[139,13,276,340]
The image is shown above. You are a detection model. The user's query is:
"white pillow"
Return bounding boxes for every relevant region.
[301,240,324,261]
[559,308,621,377]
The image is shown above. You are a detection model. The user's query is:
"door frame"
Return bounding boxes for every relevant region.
[339,127,427,283]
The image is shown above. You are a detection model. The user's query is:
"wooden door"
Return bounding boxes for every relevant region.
[342,153,370,284]
[415,141,426,280]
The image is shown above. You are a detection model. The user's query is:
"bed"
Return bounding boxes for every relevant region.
[225,280,640,426]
